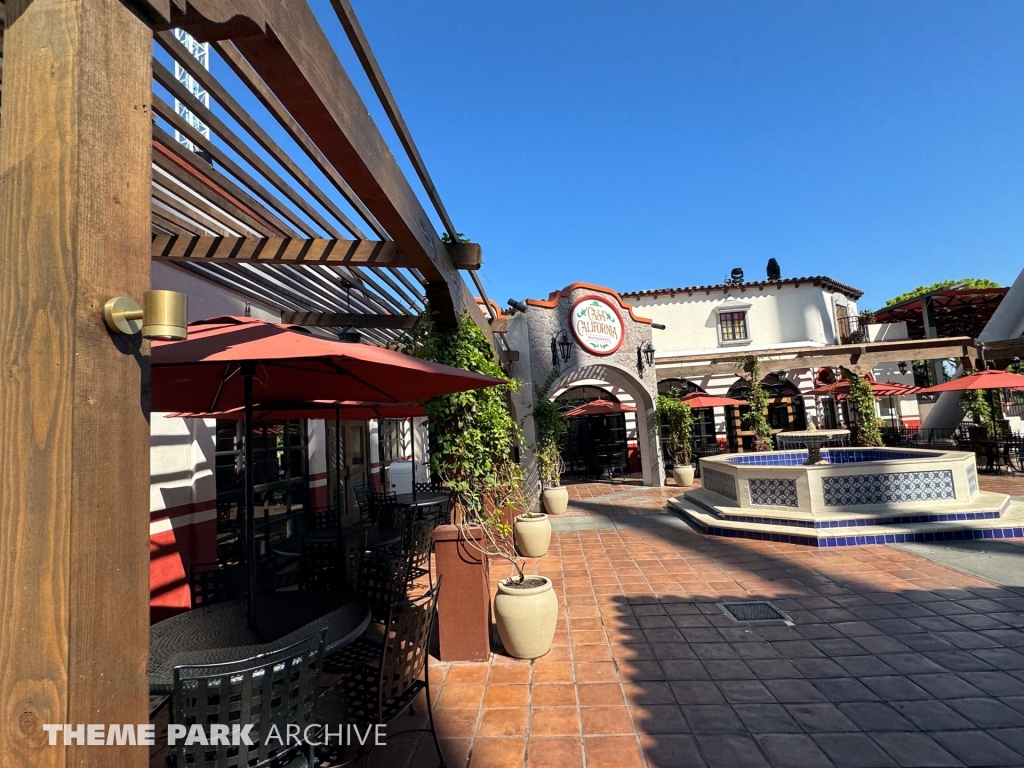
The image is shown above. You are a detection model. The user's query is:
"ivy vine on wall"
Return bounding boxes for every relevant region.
[532,370,568,488]
[742,357,775,451]
[410,310,523,519]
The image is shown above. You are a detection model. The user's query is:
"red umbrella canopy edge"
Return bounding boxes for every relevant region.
[679,392,745,408]
[150,316,505,413]
[167,400,426,421]
[918,368,1024,394]
[565,399,638,418]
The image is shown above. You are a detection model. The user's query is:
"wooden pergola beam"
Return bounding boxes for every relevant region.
[152,234,412,267]
[660,338,980,378]
[281,311,420,330]
[136,0,483,330]
[0,0,152,764]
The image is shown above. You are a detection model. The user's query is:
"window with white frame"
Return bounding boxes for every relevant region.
[719,311,748,342]
[714,300,752,346]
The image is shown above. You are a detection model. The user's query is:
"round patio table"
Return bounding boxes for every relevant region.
[271,525,402,558]
[148,591,369,695]
[395,492,448,508]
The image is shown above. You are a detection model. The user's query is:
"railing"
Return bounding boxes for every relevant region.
[837,314,867,344]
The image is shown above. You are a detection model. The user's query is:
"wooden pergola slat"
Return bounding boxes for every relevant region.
[151,234,415,267]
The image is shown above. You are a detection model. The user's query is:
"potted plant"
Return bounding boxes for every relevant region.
[413,310,557,659]
[533,373,569,514]
[458,463,558,659]
[656,390,695,486]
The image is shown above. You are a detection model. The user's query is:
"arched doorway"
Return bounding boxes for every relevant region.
[542,361,663,486]
[726,373,807,452]
[555,387,636,479]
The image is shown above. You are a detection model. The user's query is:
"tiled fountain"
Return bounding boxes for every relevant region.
[670,445,1020,547]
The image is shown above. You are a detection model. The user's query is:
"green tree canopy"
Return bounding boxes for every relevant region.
[884,278,1001,307]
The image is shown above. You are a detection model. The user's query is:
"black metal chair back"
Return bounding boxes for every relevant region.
[399,514,436,587]
[299,530,366,592]
[307,507,339,532]
[189,561,244,609]
[353,484,370,522]
[168,630,326,768]
[357,551,411,624]
[377,578,440,714]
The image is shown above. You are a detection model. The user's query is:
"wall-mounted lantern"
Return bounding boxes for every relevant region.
[551,329,572,367]
[897,361,908,375]
[637,340,655,375]
[103,289,188,340]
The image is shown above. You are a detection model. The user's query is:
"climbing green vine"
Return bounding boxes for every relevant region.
[410,310,523,520]
[742,357,775,450]
[842,371,883,447]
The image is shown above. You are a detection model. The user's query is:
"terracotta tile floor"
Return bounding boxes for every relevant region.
[357,474,1024,768]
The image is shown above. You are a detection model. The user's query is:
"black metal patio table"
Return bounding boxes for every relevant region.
[148,591,369,695]
[270,525,402,558]
[394,492,449,508]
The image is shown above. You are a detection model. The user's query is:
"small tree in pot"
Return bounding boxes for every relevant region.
[533,371,569,514]
[452,462,558,659]
[656,389,695,486]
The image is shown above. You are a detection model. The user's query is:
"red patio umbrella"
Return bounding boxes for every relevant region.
[918,369,1024,394]
[808,380,921,397]
[151,316,502,412]
[679,392,745,409]
[565,399,637,418]
[152,316,504,625]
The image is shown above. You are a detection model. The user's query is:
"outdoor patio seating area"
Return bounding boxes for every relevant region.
[148,488,453,767]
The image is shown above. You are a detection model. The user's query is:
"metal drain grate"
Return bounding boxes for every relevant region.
[718,601,792,624]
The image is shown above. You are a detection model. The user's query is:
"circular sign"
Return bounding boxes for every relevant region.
[569,294,626,356]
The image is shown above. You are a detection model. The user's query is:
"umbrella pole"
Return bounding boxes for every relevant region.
[242,362,257,629]
[336,407,343,536]
[411,417,417,502]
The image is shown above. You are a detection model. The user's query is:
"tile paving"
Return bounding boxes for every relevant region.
[155,474,1024,767]
[389,476,1024,767]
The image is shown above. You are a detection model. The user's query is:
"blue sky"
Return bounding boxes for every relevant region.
[168,2,1024,312]
[334,1,1024,310]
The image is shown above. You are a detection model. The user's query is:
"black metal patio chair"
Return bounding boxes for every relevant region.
[299,530,367,592]
[166,630,326,768]
[356,550,412,625]
[188,561,245,609]
[315,579,444,767]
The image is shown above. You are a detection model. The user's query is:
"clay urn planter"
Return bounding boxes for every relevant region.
[672,465,695,487]
[514,512,551,558]
[541,485,569,515]
[493,575,559,659]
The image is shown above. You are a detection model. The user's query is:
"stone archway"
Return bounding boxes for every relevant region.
[546,361,664,487]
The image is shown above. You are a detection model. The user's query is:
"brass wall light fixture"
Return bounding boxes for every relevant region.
[103,289,188,340]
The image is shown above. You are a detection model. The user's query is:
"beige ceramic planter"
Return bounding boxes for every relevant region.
[514,513,551,558]
[493,575,558,659]
[672,466,695,487]
[542,486,569,515]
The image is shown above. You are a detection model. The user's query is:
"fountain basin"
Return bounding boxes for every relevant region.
[669,447,1018,547]
[697,447,980,517]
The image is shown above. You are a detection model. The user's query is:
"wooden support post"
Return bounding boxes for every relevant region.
[0,1,152,765]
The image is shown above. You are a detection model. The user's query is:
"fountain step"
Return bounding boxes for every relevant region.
[684,488,1011,530]
[670,494,1022,548]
